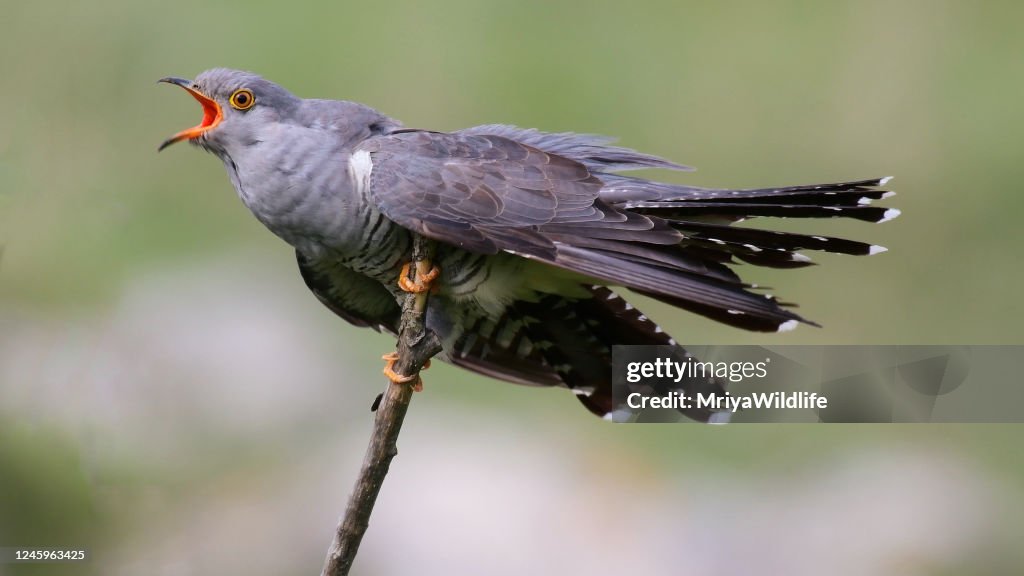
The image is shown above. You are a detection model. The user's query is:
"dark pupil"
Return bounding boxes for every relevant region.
[236,93,249,105]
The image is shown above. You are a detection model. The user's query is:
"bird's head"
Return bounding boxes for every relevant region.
[158,68,299,155]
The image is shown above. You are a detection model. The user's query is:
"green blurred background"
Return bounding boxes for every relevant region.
[1,1,1022,574]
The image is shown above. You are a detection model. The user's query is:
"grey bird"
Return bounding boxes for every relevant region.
[158,68,898,420]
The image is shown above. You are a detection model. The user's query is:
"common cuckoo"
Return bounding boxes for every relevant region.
[158,68,898,420]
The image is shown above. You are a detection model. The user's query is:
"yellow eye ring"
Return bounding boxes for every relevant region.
[229,88,255,110]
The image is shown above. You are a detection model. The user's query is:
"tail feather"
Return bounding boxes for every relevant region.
[675,221,885,256]
[664,177,894,202]
[637,202,899,223]
[554,244,808,332]
[515,287,725,420]
[705,188,893,207]
[634,288,816,332]
[605,176,899,224]
[546,234,744,284]
[602,175,894,205]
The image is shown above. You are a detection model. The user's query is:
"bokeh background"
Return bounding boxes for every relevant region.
[2,1,1023,574]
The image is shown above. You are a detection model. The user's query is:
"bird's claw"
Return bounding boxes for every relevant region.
[381,352,431,392]
[397,262,440,294]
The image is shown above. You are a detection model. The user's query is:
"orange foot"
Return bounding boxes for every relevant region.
[381,352,431,392]
[397,262,440,294]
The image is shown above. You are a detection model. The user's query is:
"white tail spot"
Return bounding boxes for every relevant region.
[879,208,901,223]
[777,319,799,332]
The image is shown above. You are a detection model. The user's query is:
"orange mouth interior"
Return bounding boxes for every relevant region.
[194,91,220,130]
[159,85,223,150]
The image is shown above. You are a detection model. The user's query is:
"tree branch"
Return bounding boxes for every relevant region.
[321,235,441,576]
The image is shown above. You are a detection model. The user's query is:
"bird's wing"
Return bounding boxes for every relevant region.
[359,129,687,257]
[296,251,400,333]
[358,129,807,332]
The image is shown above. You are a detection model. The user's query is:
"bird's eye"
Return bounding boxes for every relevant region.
[229,89,255,111]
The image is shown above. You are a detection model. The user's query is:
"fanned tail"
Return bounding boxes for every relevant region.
[615,176,898,267]
[547,176,898,331]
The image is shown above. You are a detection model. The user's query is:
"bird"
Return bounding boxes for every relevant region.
[158,68,898,421]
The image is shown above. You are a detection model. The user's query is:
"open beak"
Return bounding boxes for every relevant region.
[158,77,223,151]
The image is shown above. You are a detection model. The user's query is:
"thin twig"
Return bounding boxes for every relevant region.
[321,235,441,576]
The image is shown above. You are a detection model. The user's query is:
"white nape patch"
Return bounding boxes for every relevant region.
[742,243,763,252]
[349,150,373,191]
[869,245,888,255]
[879,176,894,185]
[791,252,813,262]
[777,319,799,333]
[708,411,732,425]
[879,208,902,223]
